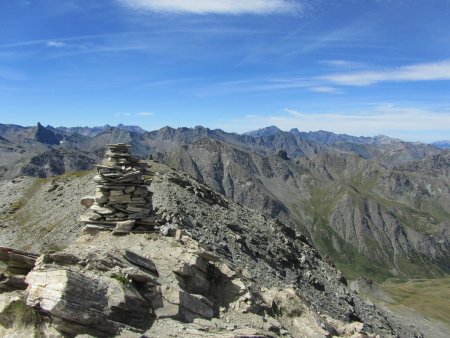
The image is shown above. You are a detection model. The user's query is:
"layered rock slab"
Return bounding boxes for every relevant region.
[20,234,285,337]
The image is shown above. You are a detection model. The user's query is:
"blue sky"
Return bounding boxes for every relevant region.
[1,0,450,142]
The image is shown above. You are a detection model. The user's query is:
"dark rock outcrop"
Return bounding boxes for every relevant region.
[34,122,61,145]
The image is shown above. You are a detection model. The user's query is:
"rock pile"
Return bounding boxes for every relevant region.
[80,144,158,234]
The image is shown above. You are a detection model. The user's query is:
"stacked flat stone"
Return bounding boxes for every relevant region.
[80,144,156,232]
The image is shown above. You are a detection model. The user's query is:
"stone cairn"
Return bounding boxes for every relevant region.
[80,144,159,234]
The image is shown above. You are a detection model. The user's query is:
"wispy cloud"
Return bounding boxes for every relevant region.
[204,59,450,96]
[115,112,155,117]
[309,86,340,93]
[48,45,147,59]
[138,78,202,89]
[319,59,367,69]
[196,77,318,96]
[218,104,450,142]
[294,19,384,54]
[46,41,66,48]
[0,32,141,49]
[324,59,450,86]
[118,0,301,14]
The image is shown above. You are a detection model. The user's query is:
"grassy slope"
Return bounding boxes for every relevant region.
[301,181,394,282]
[382,276,450,327]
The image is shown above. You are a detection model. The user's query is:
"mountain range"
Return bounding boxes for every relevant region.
[433,140,450,149]
[0,122,448,283]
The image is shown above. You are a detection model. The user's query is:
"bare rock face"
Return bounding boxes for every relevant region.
[20,234,287,337]
[33,122,61,145]
[24,249,157,336]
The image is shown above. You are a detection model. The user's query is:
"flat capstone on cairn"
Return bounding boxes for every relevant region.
[80,144,161,235]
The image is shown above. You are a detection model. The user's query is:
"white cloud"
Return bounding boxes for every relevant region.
[118,0,301,14]
[115,112,155,117]
[324,60,450,86]
[46,41,66,48]
[283,105,450,134]
[309,86,340,93]
[218,104,450,142]
[319,60,366,69]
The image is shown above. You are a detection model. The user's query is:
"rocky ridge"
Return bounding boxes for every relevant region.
[0,148,424,337]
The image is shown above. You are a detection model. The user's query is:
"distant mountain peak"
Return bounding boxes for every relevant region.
[432,140,450,149]
[34,122,61,145]
[245,125,282,137]
[115,124,146,134]
[371,134,401,144]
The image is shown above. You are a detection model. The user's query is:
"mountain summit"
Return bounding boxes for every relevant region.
[34,122,61,145]
[245,125,283,137]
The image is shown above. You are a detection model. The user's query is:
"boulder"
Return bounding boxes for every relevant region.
[112,220,135,235]
[122,250,158,276]
[79,212,102,222]
[178,292,214,322]
[80,196,95,208]
[25,269,153,337]
[95,191,109,205]
[160,223,177,236]
[90,205,115,215]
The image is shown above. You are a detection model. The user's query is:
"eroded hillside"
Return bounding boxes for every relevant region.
[157,140,450,281]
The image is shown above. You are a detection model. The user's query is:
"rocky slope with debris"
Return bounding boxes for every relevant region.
[0,156,425,337]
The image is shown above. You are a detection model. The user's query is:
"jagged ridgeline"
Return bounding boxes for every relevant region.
[0,143,424,337]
